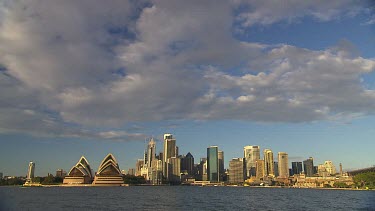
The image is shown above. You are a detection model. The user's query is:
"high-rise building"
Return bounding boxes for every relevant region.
[303,157,314,177]
[218,151,225,181]
[278,152,289,178]
[273,161,279,177]
[151,159,163,184]
[207,146,219,182]
[163,134,177,178]
[263,149,274,177]
[26,161,35,182]
[228,158,246,184]
[0,172,3,179]
[255,160,265,180]
[167,157,181,183]
[181,152,194,176]
[135,159,144,176]
[244,146,260,178]
[324,161,336,175]
[292,162,303,175]
[318,164,328,177]
[56,169,66,178]
[127,168,135,175]
[146,138,156,168]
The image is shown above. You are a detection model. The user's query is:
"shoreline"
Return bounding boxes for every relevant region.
[10,184,373,191]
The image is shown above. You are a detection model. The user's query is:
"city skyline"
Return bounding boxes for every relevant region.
[0,1,375,176]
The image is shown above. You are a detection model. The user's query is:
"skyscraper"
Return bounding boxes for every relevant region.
[146,138,156,168]
[207,146,219,182]
[324,161,336,175]
[228,158,246,184]
[163,134,177,178]
[218,150,224,181]
[255,159,265,180]
[273,161,279,177]
[303,157,314,177]
[278,152,289,178]
[263,149,274,177]
[167,157,181,183]
[292,162,303,175]
[181,152,194,176]
[244,145,260,178]
[26,161,35,182]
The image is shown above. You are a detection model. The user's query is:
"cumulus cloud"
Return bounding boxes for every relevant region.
[233,0,363,27]
[0,0,374,139]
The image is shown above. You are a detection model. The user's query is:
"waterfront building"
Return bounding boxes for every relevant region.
[24,161,36,185]
[56,169,66,178]
[318,164,329,177]
[127,168,135,175]
[278,152,289,178]
[167,157,181,183]
[196,158,207,181]
[255,160,265,180]
[207,146,219,182]
[274,161,279,177]
[92,153,123,186]
[181,152,194,176]
[324,161,336,175]
[63,156,93,185]
[163,134,177,178]
[218,151,225,181]
[303,157,314,177]
[135,159,144,176]
[151,159,163,184]
[228,158,246,184]
[292,162,303,175]
[264,149,274,177]
[244,146,260,178]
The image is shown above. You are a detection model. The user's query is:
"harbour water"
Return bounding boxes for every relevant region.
[0,186,374,210]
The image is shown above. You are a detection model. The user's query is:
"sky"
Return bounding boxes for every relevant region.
[0,0,374,176]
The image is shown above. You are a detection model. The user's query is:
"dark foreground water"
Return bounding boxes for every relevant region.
[0,186,374,210]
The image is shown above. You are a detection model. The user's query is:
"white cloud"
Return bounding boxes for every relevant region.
[0,0,374,139]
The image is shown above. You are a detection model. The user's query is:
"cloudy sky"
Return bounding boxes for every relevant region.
[0,0,374,176]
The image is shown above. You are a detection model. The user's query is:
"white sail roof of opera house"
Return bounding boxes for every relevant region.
[96,153,122,176]
[67,156,93,178]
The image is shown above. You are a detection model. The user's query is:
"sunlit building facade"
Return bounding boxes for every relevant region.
[278,152,289,178]
[207,146,219,182]
[244,145,260,178]
[264,149,274,177]
[92,153,124,186]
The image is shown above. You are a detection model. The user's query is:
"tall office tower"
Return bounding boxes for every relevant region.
[26,161,35,182]
[317,164,328,177]
[255,159,265,180]
[196,158,207,181]
[263,149,274,176]
[278,152,289,178]
[273,161,279,177]
[135,159,144,176]
[303,157,314,177]
[228,158,246,184]
[0,172,3,179]
[244,146,260,178]
[218,151,225,181]
[324,161,336,175]
[163,134,176,178]
[151,159,163,184]
[167,157,181,183]
[181,152,194,176]
[207,146,219,182]
[292,162,303,175]
[146,138,156,168]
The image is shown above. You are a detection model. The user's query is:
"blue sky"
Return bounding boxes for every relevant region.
[0,0,374,176]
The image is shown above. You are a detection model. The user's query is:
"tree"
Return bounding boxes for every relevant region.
[353,172,375,189]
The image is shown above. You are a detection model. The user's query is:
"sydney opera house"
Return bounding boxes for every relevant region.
[93,153,124,186]
[63,156,93,185]
[63,153,124,186]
